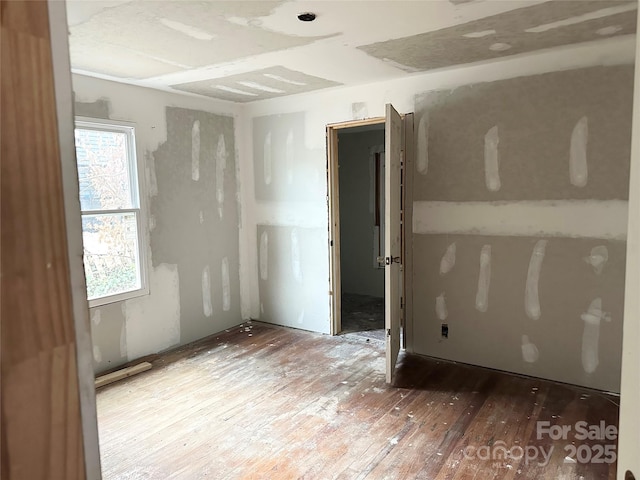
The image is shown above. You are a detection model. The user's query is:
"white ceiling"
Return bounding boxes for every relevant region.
[66,0,637,102]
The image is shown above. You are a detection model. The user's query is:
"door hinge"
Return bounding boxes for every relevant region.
[400,297,404,309]
[387,328,392,337]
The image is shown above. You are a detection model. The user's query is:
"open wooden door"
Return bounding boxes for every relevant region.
[385,104,402,384]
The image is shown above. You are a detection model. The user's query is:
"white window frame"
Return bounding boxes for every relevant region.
[75,117,149,307]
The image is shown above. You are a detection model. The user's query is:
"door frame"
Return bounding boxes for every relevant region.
[327,117,385,336]
[326,114,414,340]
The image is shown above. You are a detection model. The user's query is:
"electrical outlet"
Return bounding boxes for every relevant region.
[441,323,449,339]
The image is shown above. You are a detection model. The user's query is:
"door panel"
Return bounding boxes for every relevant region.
[385,104,402,384]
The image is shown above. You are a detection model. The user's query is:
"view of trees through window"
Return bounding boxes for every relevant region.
[75,124,143,301]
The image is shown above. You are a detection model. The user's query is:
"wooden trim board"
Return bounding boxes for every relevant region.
[95,362,153,389]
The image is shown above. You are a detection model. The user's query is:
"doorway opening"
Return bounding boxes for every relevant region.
[327,106,412,384]
[336,122,386,341]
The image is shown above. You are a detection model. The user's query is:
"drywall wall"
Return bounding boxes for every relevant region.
[239,35,636,391]
[72,74,242,374]
[412,65,633,392]
[338,129,385,298]
[256,225,328,330]
[246,110,330,333]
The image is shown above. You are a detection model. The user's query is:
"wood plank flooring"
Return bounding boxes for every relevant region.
[97,322,618,479]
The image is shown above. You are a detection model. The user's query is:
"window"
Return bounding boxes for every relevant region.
[74,119,148,306]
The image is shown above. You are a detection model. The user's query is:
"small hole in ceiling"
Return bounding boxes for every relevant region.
[297,12,316,22]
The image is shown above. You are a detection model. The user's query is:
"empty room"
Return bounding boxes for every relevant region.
[2,1,640,480]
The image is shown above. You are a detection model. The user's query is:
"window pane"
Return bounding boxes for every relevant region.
[82,212,141,300]
[75,128,134,210]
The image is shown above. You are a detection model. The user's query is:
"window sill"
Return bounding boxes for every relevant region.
[88,286,150,309]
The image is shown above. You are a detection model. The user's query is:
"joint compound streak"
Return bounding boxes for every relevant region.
[291,228,302,282]
[440,242,456,275]
[259,231,268,280]
[484,126,500,192]
[581,298,611,374]
[475,245,492,312]
[222,257,230,312]
[521,335,540,363]
[525,240,548,321]
[570,116,588,187]
[202,265,212,317]
[191,120,200,181]
[436,293,448,321]
[584,245,608,275]
[417,113,429,175]
[216,134,227,219]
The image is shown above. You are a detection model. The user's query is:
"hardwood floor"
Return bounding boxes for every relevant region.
[97,322,618,479]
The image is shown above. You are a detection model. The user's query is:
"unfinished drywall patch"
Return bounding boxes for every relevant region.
[489,42,512,52]
[352,102,368,120]
[74,97,110,119]
[412,234,626,392]
[263,132,272,186]
[202,265,213,317]
[358,1,636,72]
[221,257,231,312]
[570,116,589,187]
[484,125,500,192]
[259,231,269,280]
[216,134,227,218]
[597,25,624,36]
[253,112,326,202]
[93,345,102,363]
[413,66,634,201]
[521,335,540,363]
[172,66,341,102]
[291,228,302,283]
[524,4,637,32]
[416,113,429,175]
[146,151,159,198]
[88,303,127,372]
[257,225,329,332]
[475,245,492,313]
[119,316,126,358]
[124,263,181,361]
[525,240,548,321]
[191,120,200,181]
[436,293,448,321]
[440,242,457,275]
[91,308,101,326]
[585,245,609,274]
[413,200,628,240]
[581,297,611,374]
[463,29,496,38]
[151,107,240,344]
